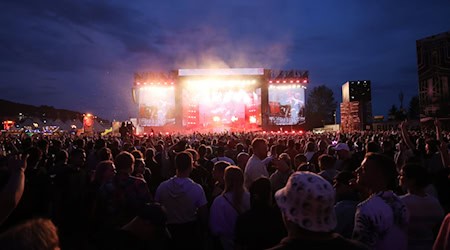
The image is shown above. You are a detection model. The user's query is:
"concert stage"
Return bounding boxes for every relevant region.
[132,68,308,133]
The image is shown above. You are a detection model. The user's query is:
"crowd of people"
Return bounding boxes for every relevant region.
[0,120,449,250]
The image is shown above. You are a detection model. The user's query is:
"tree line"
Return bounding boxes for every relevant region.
[304,86,420,130]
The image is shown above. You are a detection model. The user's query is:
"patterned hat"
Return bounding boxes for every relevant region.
[275,171,337,232]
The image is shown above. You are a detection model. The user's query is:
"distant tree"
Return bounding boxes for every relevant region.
[388,105,398,121]
[305,85,337,129]
[399,91,404,110]
[408,95,420,120]
[396,110,407,121]
[388,104,407,121]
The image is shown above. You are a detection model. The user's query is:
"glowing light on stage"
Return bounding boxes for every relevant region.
[185,79,257,89]
[141,86,175,92]
[249,116,257,124]
[213,116,221,122]
[231,116,238,122]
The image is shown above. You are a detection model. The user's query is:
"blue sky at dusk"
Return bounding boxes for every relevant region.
[1,0,450,120]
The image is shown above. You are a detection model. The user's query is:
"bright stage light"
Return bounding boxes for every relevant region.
[271,84,304,90]
[213,116,221,122]
[186,79,257,89]
[231,116,238,122]
[141,85,173,92]
[249,116,257,124]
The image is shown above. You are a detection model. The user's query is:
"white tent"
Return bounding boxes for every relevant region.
[93,120,107,132]
[20,117,37,127]
[68,119,83,130]
[50,119,70,131]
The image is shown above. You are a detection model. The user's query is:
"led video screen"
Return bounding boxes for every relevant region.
[268,85,305,125]
[138,86,176,126]
[182,79,261,127]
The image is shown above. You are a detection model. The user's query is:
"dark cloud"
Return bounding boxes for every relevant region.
[0,0,449,120]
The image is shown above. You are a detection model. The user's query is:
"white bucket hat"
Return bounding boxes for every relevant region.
[275,171,337,232]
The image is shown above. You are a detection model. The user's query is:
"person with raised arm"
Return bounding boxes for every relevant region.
[435,119,449,168]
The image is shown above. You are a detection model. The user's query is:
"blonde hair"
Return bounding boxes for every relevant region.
[223,166,246,213]
[0,218,60,250]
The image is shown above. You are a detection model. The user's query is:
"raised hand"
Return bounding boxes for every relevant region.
[434,118,441,128]
[399,120,407,130]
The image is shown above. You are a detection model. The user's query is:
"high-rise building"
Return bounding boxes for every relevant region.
[417,31,450,120]
[342,80,372,102]
[340,80,372,132]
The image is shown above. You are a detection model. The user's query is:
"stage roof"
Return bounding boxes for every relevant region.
[178,68,264,76]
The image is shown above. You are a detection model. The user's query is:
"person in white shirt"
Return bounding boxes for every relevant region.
[155,151,208,249]
[210,166,250,250]
[244,138,270,189]
[353,153,409,250]
[399,163,445,250]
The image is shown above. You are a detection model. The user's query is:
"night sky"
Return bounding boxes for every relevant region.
[1,0,450,120]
